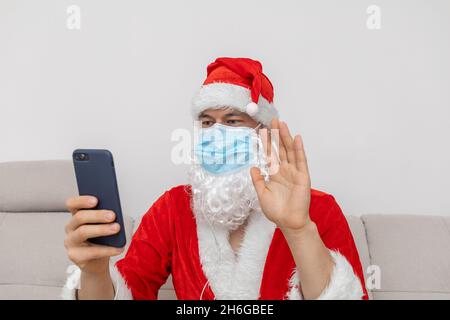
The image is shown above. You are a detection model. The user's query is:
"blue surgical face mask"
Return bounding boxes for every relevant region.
[194,123,261,175]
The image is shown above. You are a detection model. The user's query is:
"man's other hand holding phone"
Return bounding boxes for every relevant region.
[64,196,123,299]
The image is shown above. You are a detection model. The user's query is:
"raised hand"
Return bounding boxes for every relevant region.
[251,118,311,232]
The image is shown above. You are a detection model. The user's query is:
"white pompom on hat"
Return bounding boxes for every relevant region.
[192,57,278,126]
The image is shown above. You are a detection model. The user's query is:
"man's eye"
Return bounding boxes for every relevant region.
[202,121,214,127]
[227,120,242,125]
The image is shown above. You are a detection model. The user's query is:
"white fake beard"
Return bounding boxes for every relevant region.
[189,164,263,231]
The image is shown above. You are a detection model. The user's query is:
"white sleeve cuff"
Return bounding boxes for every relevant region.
[61,264,133,300]
[286,250,364,300]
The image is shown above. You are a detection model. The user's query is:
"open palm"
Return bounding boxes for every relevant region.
[251,119,311,231]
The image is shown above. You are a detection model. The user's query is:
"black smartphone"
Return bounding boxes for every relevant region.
[72,149,126,248]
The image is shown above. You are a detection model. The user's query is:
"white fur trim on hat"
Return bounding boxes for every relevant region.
[192,82,279,126]
[286,250,365,300]
[61,263,133,300]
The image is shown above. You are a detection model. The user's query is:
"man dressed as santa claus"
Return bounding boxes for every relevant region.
[62,57,368,300]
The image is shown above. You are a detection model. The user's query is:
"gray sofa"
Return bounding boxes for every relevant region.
[0,160,449,300]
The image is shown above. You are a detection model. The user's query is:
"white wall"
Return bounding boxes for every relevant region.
[1,0,449,218]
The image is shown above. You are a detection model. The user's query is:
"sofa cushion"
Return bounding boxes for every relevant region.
[0,161,77,212]
[0,284,65,300]
[0,212,72,287]
[372,291,450,300]
[0,211,134,294]
[362,214,450,298]
[158,287,177,300]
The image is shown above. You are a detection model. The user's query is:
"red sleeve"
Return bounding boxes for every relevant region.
[311,193,369,300]
[115,190,174,300]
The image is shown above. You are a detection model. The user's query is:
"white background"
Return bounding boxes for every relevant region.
[1,0,449,218]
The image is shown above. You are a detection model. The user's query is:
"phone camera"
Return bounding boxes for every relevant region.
[75,153,88,161]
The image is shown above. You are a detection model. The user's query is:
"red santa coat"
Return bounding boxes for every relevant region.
[110,185,368,300]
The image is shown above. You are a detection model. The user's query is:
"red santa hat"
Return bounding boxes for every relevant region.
[192,57,279,126]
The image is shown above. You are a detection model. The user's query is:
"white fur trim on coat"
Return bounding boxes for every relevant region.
[192,83,279,126]
[196,210,277,299]
[286,250,364,300]
[61,263,133,300]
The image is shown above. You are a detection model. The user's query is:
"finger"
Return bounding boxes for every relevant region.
[294,134,309,173]
[279,121,296,164]
[65,210,116,233]
[250,167,266,196]
[65,196,98,214]
[68,245,124,263]
[69,223,120,245]
[271,119,288,163]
